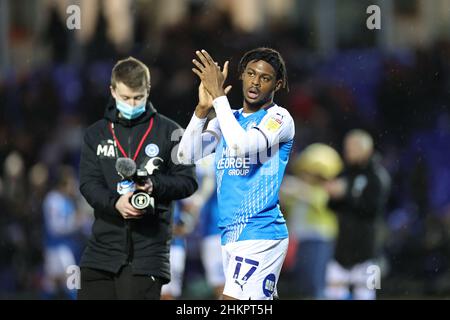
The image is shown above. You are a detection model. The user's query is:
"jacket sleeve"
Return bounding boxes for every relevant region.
[79,130,121,216]
[149,128,198,202]
[329,171,388,221]
[344,176,382,220]
[150,163,198,203]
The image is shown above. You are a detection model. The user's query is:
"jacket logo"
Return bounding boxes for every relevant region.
[145,157,163,174]
[97,140,116,158]
[352,175,368,197]
[145,144,159,157]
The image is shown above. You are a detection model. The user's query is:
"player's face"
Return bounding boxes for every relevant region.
[241,60,282,109]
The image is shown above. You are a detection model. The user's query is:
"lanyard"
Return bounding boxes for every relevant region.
[109,117,154,161]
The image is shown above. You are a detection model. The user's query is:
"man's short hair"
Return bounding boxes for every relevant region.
[111,57,151,90]
[346,129,374,155]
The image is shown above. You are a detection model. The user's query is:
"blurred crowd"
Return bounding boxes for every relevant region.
[1,0,450,298]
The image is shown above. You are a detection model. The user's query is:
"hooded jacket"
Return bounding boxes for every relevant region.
[79,100,197,282]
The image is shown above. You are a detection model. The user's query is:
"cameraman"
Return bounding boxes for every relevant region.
[77,57,197,300]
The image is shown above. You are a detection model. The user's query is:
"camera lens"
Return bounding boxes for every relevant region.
[131,191,153,210]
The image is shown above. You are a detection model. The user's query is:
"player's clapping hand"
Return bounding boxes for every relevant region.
[192,50,232,100]
[195,82,215,118]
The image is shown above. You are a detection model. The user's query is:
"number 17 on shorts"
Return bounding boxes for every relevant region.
[222,238,288,300]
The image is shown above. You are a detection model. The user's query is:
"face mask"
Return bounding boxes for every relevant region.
[116,99,147,120]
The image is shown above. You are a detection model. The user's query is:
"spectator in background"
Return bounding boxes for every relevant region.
[281,143,343,299]
[191,154,225,299]
[160,200,196,300]
[42,0,134,59]
[42,165,83,299]
[2,151,27,207]
[0,152,29,296]
[325,129,391,300]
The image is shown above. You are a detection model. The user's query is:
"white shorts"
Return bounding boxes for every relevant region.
[161,245,186,298]
[326,260,375,286]
[222,238,288,300]
[326,260,377,300]
[201,234,225,287]
[44,245,76,277]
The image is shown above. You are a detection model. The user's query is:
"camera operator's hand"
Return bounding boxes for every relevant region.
[115,192,144,219]
[135,178,153,194]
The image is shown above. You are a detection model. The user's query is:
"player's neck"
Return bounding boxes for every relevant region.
[243,100,273,114]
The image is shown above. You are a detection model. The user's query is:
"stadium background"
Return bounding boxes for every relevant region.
[1,0,450,299]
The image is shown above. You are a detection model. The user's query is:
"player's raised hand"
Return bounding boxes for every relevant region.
[195,82,213,118]
[192,50,232,100]
[195,81,232,118]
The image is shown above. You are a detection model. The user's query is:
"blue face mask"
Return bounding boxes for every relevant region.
[116,99,147,120]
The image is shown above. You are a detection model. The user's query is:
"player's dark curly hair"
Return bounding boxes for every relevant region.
[238,47,289,91]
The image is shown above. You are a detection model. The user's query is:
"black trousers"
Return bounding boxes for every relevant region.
[77,265,162,300]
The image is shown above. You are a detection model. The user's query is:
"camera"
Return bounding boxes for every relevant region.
[116,158,155,212]
[130,169,154,211]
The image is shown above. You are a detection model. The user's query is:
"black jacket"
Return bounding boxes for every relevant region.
[329,155,391,268]
[79,100,197,282]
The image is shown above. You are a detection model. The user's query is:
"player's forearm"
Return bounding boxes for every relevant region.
[177,114,207,164]
[194,104,211,119]
[213,96,267,156]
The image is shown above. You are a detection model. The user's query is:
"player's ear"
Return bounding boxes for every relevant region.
[110,85,117,99]
[147,85,151,97]
[274,79,283,92]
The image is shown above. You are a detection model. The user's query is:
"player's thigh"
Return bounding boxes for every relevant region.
[222,238,288,300]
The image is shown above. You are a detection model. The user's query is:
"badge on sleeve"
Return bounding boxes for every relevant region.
[264,115,283,132]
